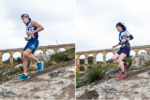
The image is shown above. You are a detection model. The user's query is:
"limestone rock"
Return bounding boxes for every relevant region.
[29,53,50,70]
[52,61,56,64]
[36,53,50,62]
[29,61,38,70]
[14,64,23,69]
[76,70,150,99]
[131,54,150,68]
[0,66,75,99]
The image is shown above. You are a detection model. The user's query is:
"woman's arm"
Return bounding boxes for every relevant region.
[126,34,133,41]
[122,32,133,43]
[112,43,120,48]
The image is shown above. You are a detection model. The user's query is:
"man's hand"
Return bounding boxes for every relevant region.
[31,21,44,33]
[24,37,28,41]
[121,39,126,43]
[27,32,33,36]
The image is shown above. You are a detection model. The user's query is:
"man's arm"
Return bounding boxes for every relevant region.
[31,21,44,33]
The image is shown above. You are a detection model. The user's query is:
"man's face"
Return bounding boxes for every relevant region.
[21,17,29,24]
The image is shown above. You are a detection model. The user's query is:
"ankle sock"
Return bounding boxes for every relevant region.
[24,73,28,76]
[122,72,125,74]
[124,62,126,65]
[37,61,40,64]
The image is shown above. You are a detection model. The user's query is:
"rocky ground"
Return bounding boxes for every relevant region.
[0,59,75,100]
[76,54,150,100]
[76,65,150,100]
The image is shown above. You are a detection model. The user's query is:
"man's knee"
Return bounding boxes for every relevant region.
[24,51,30,58]
[23,56,28,61]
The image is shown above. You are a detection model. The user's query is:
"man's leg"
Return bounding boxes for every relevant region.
[18,51,30,80]
[24,47,43,72]
[23,51,28,73]
[24,49,39,63]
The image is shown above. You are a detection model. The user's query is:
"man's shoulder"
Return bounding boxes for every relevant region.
[31,21,37,26]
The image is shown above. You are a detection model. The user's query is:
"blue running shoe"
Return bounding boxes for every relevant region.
[37,61,43,71]
[18,74,30,80]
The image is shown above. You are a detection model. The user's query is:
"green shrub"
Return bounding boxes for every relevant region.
[144,60,150,66]
[28,59,30,67]
[76,80,86,88]
[76,72,81,81]
[19,66,23,71]
[123,56,133,68]
[86,64,106,84]
[50,47,75,62]
[0,65,14,78]
[76,73,87,88]
[51,52,69,62]
[44,60,52,67]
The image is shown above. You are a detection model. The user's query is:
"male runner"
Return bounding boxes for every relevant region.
[18,14,44,80]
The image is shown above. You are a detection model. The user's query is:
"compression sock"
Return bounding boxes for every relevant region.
[24,73,28,76]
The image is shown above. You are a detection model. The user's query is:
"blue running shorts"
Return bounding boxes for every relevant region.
[23,39,39,54]
[117,46,130,56]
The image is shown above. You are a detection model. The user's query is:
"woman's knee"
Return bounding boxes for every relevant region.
[112,56,117,61]
[117,59,121,63]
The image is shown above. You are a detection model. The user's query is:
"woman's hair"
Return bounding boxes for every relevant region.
[116,22,126,31]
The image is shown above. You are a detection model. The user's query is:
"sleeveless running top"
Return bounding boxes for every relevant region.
[119,30,131,47]
[26,20,38,41]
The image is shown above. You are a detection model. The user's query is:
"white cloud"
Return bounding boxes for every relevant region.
[76,0,150,60]
[0,0,75,61]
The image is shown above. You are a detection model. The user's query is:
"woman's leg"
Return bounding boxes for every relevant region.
[116,53,127,72]
[112,53,120,63]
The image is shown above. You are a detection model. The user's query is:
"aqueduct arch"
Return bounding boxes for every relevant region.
[0,43,75,66]
[76,45,150,73]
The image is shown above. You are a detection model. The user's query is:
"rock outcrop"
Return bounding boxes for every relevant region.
[76,66,150,99]
[0,66,75,100]
[14,64,23,69]
[29,53,50,70]
[131,54,150,68]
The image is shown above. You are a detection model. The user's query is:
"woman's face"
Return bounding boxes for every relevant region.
[116,26,123,32]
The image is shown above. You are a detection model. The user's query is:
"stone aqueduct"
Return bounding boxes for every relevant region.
[0,43,75,66]
[76,45,150,73]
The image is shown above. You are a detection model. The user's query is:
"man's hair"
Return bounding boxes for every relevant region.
[21,14,31,20]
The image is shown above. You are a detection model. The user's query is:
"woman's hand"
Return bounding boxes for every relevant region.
[121,39,126,43]
[27,32,33,36]
[24,37,28,41]
[112,46,116,48]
